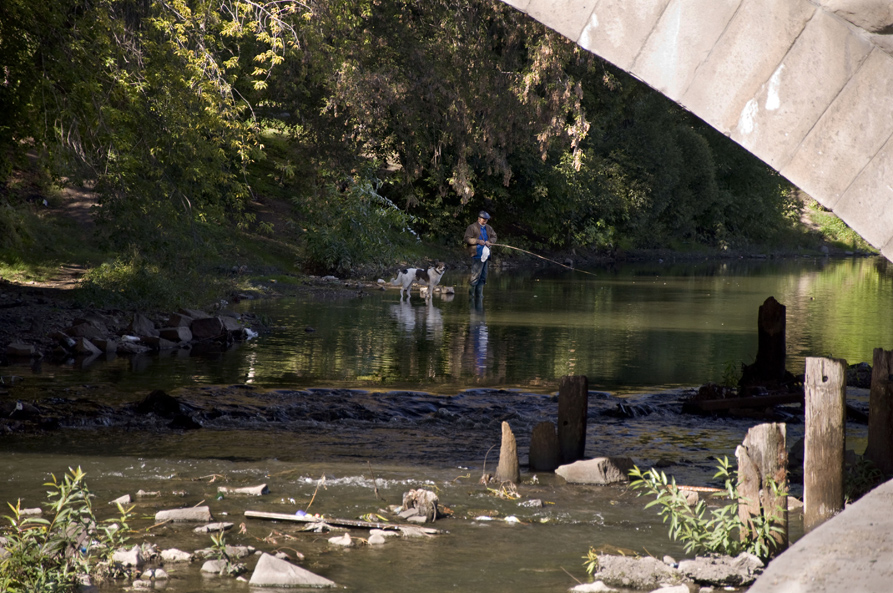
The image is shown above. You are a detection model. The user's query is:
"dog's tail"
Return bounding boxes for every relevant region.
[390,275,401,286]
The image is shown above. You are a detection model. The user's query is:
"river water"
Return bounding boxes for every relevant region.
[0,255,889,592]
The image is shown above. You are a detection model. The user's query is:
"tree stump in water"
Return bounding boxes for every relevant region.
[866,348,893,475]
[558,375,588,463]
[529,421,560,472]
[741,296,788,386]
[804,357,846,532]
[736,422,788,553]
[495,421,520,484]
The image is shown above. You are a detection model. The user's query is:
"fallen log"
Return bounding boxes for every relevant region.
[243,510,441,533]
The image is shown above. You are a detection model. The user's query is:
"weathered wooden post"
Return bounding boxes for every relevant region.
[529,421,560,472]
[741,296,787,386]
[495,421,520,484]
[865,348,893,475]
[804,357,846,532]
[558,375,588,463]
[736,423,788,552]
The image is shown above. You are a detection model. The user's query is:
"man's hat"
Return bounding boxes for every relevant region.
[478,211,490,220]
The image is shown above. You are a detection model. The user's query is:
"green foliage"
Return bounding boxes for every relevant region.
[1,0,827,279]
[629,457,786,561]
[298,168,418,275]
[79,248,227,310]
[721,361,741,389]
[582,547,600,576]
[807,200,874,252]
[0,467,132,592]
[208,532,246,576]
[845,457,885,503]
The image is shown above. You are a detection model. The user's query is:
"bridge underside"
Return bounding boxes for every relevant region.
[505,0,893,259]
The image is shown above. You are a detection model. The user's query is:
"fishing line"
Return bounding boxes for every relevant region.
[489,243,598,277]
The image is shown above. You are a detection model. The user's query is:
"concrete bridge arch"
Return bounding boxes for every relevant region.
[504,0,893,259]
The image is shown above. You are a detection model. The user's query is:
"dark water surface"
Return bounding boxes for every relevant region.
[0,256,888,592]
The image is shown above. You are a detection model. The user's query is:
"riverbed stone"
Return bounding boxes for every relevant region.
[155,506,212,523]
[5,342,37,357]
[195,544,255,559]
[65,321,106,340]
[128,314,159,338]
[589,554,683,590]
[166,313,194,327]
[112,545,144,567]
[110,494,131,506]
[191,317,225,340]
[678,553,763,586]
[159,326,193,343]
[368,533,386,545]
[556,457,636,485]
[135,390,181,417]
[217,483,269,496]
[201,559,229,574]
[328,533,353,547]
[161,548,193,563]
[570,582,618,592]
[193,522,233,534]
[248,552,336,588]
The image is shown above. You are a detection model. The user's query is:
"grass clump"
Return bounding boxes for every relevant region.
[0,467,133,592]
[806,200,875,252]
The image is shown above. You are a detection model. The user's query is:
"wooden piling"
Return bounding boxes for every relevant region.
[529,421,560,472]
[558,375,588,463]
[736,423,788,552]
[866,348,893,475]
[741,296,787,386]
[804,357,846,532]
[495,421,520,484]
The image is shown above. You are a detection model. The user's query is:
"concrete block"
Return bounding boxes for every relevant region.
[526,0,597,42]
[782,49,893,209]
[682,0,815,134]
[732,10,872,170]
[633,0,742,99]
[578,0,669,71]
[502,0,532,12]
[833,135,893,251]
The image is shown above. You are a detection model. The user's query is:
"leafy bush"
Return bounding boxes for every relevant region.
[0,467,132,592]
[299,169,418,276]
[628,457,786,561]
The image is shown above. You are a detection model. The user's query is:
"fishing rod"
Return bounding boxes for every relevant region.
[489,243,598,277]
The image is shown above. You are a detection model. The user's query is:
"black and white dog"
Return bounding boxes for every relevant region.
[391,262,447,300]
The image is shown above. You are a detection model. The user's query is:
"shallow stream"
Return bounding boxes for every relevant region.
[0,255,889,592]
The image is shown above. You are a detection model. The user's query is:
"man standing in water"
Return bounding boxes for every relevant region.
[463,211,497,301]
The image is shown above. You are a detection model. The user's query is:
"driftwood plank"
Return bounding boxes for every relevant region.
[243,510,441,533]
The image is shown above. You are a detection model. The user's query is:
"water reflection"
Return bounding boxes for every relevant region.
[8,257,893,395]
[466,300,489,376]
[389,298,444,341]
